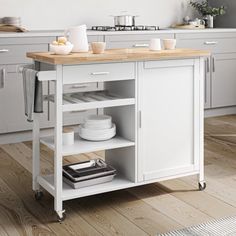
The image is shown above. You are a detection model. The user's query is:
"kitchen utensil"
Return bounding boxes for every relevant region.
[65,25,89,52]
[91,42,106,54]
[50,43,73,55]
[149,38,161,51]
[163,39,177,50]
[110,12,139,26]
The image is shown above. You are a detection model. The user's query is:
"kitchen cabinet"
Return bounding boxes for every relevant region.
[0,37,54,134]
[0,35,103,134]
[176,32,236,109]
[105,33,174,49]
[0,66,49,133]
[28,49,206,220]
[211,53,236,108]
[138,59,202,181]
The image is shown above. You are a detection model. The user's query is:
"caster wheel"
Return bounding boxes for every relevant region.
[35,191,44,201]
[57,213,66,222]
[199,182,206,191]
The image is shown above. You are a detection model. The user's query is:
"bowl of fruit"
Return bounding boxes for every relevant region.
[50,37,73,55]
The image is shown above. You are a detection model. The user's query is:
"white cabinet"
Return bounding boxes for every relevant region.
[176,32,236,110]
[138,59,203,182]
[0,67,49,133]
[211,53,236,108]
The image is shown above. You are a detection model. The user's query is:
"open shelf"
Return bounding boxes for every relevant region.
[37,174,135,201]
[45,90,135,112]
[40,134,135,156]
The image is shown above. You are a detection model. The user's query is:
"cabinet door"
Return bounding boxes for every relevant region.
[0,68,49,133]
[138,60,202,182]
[211,53,236,108]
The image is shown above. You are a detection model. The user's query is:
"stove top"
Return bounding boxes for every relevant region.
[91,25,160,31]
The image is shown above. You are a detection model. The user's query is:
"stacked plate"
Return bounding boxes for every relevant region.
[78,115,116,141]
[2,17,21,26]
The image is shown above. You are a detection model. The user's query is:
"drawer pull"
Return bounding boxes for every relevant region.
[0,68,6,89]
[91,72,110,76]
[133,44,149,48]
[0,49,9,53]
[70,84,89,89]
[204,41,218,45]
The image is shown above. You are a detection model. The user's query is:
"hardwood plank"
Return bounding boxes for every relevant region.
[0,148,102,236]
[102,190,182,235]
[74,195,148,236]
[129,184,213,227]
[158,179,236,219]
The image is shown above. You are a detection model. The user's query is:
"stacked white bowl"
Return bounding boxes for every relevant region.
[79,115,116,141]
[2,17,21,27]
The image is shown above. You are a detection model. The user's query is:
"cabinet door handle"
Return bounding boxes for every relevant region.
[206,57,210,73]
[133,44,149,48]
[0,68,6,89]
[70,84,89,89]
[0,49,9,53]
[212,57,216,72]
[138,111,142,128]
[204,41,218,45]
[91,72,110,76]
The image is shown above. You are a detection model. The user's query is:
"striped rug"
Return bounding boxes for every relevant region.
[158,216,236,236]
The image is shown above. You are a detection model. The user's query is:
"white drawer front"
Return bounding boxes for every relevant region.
[63,82,98,93]
[176,33,236,53]
[62,62,135,84]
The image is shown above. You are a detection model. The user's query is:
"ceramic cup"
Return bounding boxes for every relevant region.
[149,38,162,51]
[163,39,177,50]
[91,42,106,54]
[63,127,74,146]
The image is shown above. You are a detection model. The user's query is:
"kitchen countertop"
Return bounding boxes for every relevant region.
[1,28,236,38]
[27,48,210,65]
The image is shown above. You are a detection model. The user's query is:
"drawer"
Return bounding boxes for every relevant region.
[0,44,49,64]
[0,37,55,45]
[63,62,135,84]
[106,33,174,49]
[176,33,236,53]
[63,82,98,93]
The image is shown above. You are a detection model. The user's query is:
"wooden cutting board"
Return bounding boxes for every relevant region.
[173,24,205,30]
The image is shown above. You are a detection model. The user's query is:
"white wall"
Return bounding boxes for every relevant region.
[0,0,193,30]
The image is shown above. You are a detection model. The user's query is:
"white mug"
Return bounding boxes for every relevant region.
[149,38,162,51]
[163,39,177,50]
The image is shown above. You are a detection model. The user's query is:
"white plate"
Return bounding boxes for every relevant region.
[78,124,116,141]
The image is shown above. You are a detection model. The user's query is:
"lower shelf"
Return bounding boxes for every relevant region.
[40,134,135,156]
[37,175,135,201]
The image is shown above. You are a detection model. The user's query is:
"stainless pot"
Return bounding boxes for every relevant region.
[111,14,139,27]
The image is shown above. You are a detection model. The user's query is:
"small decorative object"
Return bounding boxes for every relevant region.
[63,127,74,145]
[91,42,106,54]
[190,0,226,28]
[149,38,162,51]
[163,39,177,50]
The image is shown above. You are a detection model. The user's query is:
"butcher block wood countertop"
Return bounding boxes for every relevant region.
[27,48,210,65]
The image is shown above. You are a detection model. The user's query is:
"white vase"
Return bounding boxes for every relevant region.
[206,15,214,28]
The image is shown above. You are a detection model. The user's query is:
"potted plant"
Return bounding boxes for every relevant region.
[190,0,226,28]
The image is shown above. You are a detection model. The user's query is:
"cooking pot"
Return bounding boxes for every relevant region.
[111,13,139,27]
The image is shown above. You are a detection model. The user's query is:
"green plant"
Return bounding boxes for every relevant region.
[190,0,226,17]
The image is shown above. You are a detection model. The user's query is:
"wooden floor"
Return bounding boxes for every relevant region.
[1,115,236,236]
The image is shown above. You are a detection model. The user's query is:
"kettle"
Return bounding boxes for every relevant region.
[65,25,89,52]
